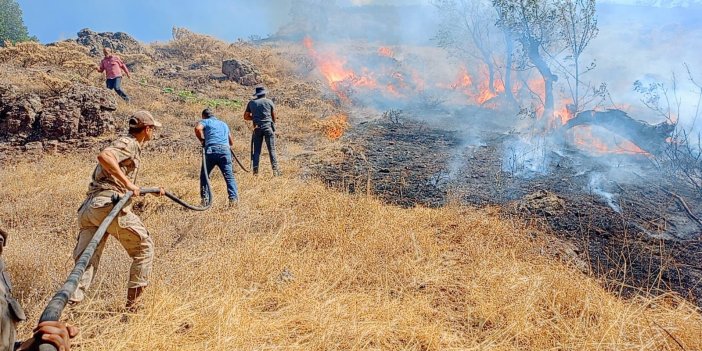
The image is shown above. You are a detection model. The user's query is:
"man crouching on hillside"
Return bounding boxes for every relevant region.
[70,111,164,311]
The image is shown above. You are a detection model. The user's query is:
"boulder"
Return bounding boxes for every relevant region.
[76,28,144,56]
[0,85,42,142]
[40,85,118,140]
[222,59,261,86]
[0,83,117,144]
[154,64,183,79]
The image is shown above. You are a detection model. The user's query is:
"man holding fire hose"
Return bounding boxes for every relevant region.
[244,86,281,176]
[69,111,165,311]
[194,108,239,206]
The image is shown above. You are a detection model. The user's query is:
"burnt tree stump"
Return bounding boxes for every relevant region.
[562,109,674,155]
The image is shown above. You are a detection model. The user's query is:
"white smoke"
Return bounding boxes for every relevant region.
[588,172,622,213]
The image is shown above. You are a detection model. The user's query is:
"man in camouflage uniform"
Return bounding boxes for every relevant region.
[70,111,164,310]
[0,229,78,351]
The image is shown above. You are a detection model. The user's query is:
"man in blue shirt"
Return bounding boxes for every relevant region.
[195,108,239,205]
[244,86,280,176]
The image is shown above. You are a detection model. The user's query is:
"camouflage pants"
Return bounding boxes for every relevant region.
[70,195,154,303]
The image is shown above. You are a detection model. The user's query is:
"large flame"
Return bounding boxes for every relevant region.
[573,126,649,155]
[303,37,378,100]
[303,37,354,85]
[302,41,649,157]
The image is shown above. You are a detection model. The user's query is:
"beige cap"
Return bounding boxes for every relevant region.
[129,110,162,128]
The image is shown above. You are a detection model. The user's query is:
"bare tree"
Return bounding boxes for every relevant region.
[492,0,562,119]
[556,0,599,112]
[433,0,516,102]
[634,65,702,193]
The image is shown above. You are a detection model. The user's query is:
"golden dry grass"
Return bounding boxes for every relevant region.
[1,151,701,350]
[1,31,701,351]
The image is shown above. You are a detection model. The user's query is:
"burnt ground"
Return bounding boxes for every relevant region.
[312,107,702,307]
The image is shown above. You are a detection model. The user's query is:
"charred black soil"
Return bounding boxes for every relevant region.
[314,108,702,307]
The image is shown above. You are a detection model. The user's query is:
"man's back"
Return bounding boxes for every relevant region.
[199,117,230,147]
[246,98,274,126]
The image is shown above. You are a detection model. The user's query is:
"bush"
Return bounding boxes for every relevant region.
[169,27,227,61]
[0,41,95,75]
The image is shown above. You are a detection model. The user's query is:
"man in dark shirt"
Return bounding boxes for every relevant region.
[244,87,280,176]
[195,108,239,205]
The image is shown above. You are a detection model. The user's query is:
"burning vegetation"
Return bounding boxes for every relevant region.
[2,0,702,350]
[300,0,702,320]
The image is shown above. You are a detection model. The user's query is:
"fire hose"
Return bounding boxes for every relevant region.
[36,147,218,351]
[231,148,249,173]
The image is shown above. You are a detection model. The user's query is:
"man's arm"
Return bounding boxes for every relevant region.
[271,109,276,123]
[228,133,234,147]
[97,149,141,196]
[96,59,104,73]
[244,102,253,121]
[194,123,205,146]
[117,57,130,78]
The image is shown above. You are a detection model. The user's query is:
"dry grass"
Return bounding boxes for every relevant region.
[0,30,701,350]
[0,151,701,350]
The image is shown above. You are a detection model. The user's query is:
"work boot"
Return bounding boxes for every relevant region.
[126,286,146,312]
[273,169,282,177]
[228,198,239,208]
[252,167,259,176]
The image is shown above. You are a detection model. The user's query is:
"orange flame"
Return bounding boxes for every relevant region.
[303,37,354,85]
[386,84,403,97]
[475,65,503,105]
[377,46,394,58]
[554,99,576,129]
[451,66,473,89]
[303,37,377,101]
[409,68,426,91]
[573,126,649,155]
[319,114,349,140]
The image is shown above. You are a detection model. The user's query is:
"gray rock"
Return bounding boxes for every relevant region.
[24,141,43,151]
[76,28,144,56]
[222,59,261,86]
[0,83,117,144]
[0,85,42,142]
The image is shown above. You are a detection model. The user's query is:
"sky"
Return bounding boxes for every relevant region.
[17,0,294,43]
[17,0,438,44]
[17,0,701,44]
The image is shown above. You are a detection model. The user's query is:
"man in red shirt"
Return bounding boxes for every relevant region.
[97,47,131,102]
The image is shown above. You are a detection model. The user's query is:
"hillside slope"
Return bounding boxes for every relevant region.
[0,31,700,350]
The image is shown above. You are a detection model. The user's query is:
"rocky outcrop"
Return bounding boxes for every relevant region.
[76,28,144,56]
[0,85,42,141]
[0,83,117,144]
[222,59,261,86]
[154,64,184,79]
